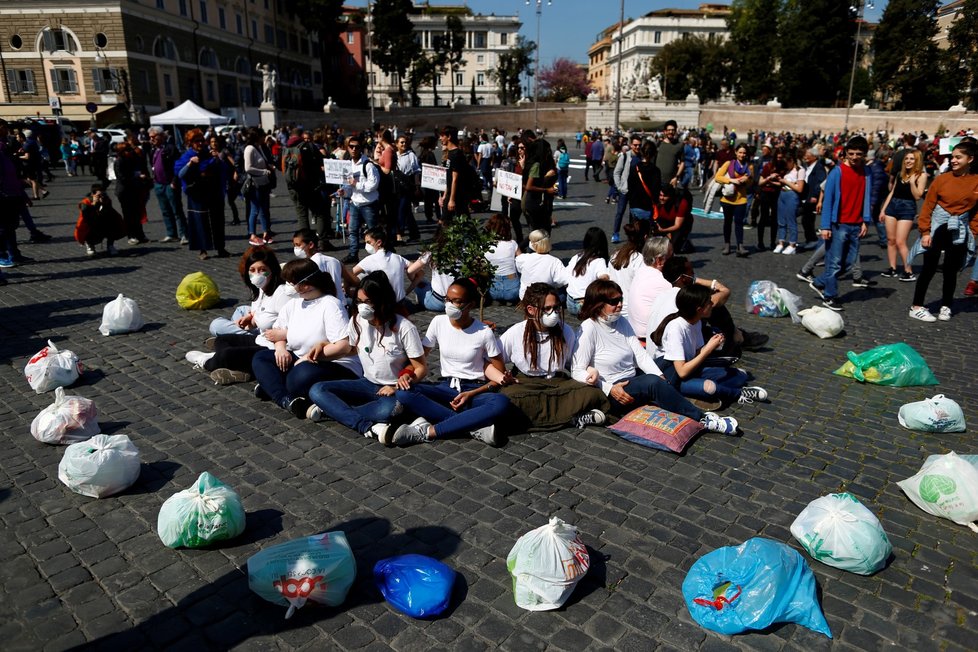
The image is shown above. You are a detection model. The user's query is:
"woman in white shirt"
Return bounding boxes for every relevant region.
[388,278,511,447]
[649,284,766,407]
[349,227,417,304]
[570,279,738,434]
[610,220,650,318]
[774,151,806,255]
[494,282,609,431]
[565,227,613,316]
[243,127,275,247]
[186,246,292,385]
[252,259,362,416]
[308,272,427,439]
[515,230,568,301]
[485,214,521,304]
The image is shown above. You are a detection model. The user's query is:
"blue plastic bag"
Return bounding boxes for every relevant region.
[374,554,456,618]
[682,538,832,638]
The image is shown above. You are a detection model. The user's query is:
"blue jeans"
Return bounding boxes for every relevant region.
[814,223,863,299]
[608,373,705,420]
[557,168,569,197]
[414,282,447,312]
[154,182,187,239]
[566,296,583,316]
[309,378,400,435]
[630,208,652,221]
[489,275,520,303]
[252,350,356,408]
[397,196,419,238]
[209,305,254,336]
[776,191,800,243]
[660,362,749,403]
[394,380,511,439]
[347,201,378,258]
[247,186,272,235]
[613,195,629,236]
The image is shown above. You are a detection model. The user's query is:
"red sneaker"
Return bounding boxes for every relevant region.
[964,280,978,297]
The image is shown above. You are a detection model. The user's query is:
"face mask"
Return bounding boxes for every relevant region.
[824,157,833,165]
[445,303,464,320]
[599,313,621,325]
[249,272,269,289]
[357,303,375,320]
[365,243,377,255]
[540,311,561,328]
[293,247,308,259]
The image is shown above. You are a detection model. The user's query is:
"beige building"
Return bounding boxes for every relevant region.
[0,0,322,127]
[935,0,966,49]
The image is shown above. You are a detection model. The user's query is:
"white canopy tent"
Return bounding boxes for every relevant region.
[149,100,230,126]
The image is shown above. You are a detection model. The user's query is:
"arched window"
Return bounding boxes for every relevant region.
[199,47,218,69]
[39,27,80,54]
[153,37,178,61]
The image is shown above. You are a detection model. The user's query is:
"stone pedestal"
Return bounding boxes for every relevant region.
[259,103,277,133]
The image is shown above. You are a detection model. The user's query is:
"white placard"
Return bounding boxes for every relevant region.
[324,159,353,185]
[939,137,963,156]
[495,169,523,200]
[421,164,447,192]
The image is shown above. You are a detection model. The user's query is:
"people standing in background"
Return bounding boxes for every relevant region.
[148,126,188,245]
[113,131,150,246]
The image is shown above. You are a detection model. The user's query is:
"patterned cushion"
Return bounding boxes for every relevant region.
[608,406,704,453]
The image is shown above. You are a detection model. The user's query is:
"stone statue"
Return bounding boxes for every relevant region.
[257,63,277,105]
[648,74,663,101]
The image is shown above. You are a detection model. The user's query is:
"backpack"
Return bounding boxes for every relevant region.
[557,150,570,169]
[283,145,301,189]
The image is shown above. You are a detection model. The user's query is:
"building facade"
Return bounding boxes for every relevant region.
[364,6,521,107]
[0,0,323,127]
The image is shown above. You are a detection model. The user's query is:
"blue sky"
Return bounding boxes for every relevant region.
[345,1,888,65]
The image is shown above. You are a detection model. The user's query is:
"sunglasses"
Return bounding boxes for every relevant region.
[604,297,623,306]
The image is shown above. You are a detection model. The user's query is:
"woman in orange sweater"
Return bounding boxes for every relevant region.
[908,141,978,322]
[714,143,754,257]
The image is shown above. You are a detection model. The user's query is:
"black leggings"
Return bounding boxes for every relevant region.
[203,334,262,373]
[913,224,967,307]
[757,192,778,249]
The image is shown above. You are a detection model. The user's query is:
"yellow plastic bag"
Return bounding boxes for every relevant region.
[175,272,220,310]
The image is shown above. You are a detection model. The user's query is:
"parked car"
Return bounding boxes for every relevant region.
[97,129,127,145]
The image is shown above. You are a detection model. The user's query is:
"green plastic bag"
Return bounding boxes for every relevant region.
[833,343,938,387]
[157,472,245,548]
[175,271,220,310]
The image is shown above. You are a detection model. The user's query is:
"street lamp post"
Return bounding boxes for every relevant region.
[843,0,874,134]
[612,0,625,134]
[367,0,375,126]
[526,0,551,132]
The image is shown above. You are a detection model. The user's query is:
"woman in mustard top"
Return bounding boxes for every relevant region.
[714,143,754,257]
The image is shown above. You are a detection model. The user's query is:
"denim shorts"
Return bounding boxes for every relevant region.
[885,198,917,221]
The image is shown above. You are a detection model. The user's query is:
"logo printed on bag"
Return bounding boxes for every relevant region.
[919,474,957,503]
[28,347,51,365]
[273,575,324,599]
[561,537,590,580]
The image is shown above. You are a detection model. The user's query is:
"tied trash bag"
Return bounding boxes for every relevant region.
[799,306,845,339]
[58,434,141,498]
[247,531,356,619]
[374,554,456,618]
[897,452,978,532]
[833,343,938,387]
[898,395,966,433]
[30,387,100,444]
[682,537,832,638]
[745,281,804,322]
[24,340,81,394]
[99,293,145,336]
[157,472,246,548]
[790,493,892,575]
[175,272,220,310]
[506,516,590,611]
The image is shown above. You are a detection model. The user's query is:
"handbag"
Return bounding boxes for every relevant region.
[241,174,256,195]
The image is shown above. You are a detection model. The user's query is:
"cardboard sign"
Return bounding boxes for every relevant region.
[421,164,447,192]
[495,169,523,200]
[323,159,353,185]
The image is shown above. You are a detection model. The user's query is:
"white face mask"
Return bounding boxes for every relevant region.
[445,303,465,321]
[357,303,375,320]
[249,272,269,289]
[540,311,561,328]
[599,312,621,325]
[823,157,833,165]
[365,243,377,255]
[293,247,308,259]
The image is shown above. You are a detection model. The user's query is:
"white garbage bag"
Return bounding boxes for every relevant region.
[897,452,978,532]
[506,516,590,611]
[157,472,246,548]
[99,293,145,336]
[799,306,845,339]
[58,434,141,498]
[30,387,100,444]
[24,340,81,393]
[790,493,892,575]
[898,395,966,432]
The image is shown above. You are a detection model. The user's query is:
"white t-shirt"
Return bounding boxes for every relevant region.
[418,251,453,298]
[477,142,493,161]
[611,251,643,316]
[571,317,662,395]
[565,255,613,301]
[423,315,500,381]
[273,295,361,375]
[310,252,346,302]
[486,239,519,276]
[644,286,681,341]
[628,264,673,336]
[660,317,704,362]
[499,320,575,377]
[358,249,410,301]
[251,283,293,331]
[515,252,568,299]
[783,165,806,186]
[348,314,424,385]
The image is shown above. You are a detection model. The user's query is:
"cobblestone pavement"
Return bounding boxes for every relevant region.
[1,160,976,652]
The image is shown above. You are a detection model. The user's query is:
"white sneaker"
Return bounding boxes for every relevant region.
[85,245,97,256]
[386,417,431,447]
[574,409,607,429]
[700,412,739,435]
[470,424,499,447]
[306,404,325,422]
[908,306,937,322]
[368,423,389,440]
[938,306,952,321]
[772,243,784,254]
[781,244,796,255]
[184,350,215,369]
[738,386,769,405]
[127,238,140,245]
